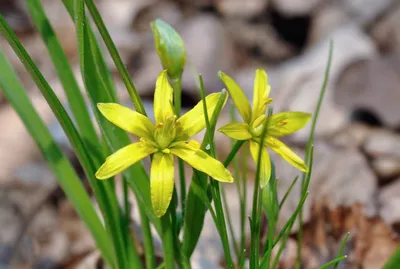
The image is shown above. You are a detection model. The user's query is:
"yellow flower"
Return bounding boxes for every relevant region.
[95,70,234,217]
[218,69,311,187]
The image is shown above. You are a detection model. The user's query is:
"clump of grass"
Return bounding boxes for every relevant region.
[0,1,353,268]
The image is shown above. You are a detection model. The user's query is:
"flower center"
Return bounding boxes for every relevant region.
[249,114,267,137]
[154,115,177,149]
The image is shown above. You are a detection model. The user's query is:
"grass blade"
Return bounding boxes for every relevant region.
[333,232,350,269]
[0,51,115,267]
[83,0,146,115]
[319,256,347,269]
[61,0,161,234]
[75,1,135,267]
[297,41,334,268]
[384,247,400,269]
[0,12,128,269]
[25,0,98,145]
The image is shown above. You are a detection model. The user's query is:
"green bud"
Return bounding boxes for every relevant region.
[151,19,186,79]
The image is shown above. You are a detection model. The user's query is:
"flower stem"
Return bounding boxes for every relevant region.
[138,206,156,269]
[161,212,175,269]
[171,77,186,220]
[224,140,245,167]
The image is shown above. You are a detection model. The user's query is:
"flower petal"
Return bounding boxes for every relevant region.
[95,142,157,179]
[97,103,154,139]
[218,71,252,123]
[252,69,271,121]
[170,141,234,183]
[176,92,226,139]
[265,136,308,172]
[154,70,174,124]
[150,152,175,217]
[218,122,252,140]
[249,140,271,187]
[267,112,311,137]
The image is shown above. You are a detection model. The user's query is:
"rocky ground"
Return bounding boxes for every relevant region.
[1,0,400,268]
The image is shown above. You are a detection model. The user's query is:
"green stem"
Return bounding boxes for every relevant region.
[198,78,234,268]
[240,145,248,264]
[224,140,245,167]
[138,206,156,269]
[250,109,272,269]
[172,77,182,115]
[297,42,333,268]
[171,77,186,221]
[221,186,240,258]
[161,213,175,269]
[211,181,235,269]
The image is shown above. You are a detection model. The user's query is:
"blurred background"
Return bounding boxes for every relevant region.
[1,0,400,268]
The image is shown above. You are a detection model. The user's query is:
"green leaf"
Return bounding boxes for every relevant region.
[25,0,98,146]
[181,90,228,257]
[83,0,146,115]
[0,12,122,269]
[74,1,135,268]
[61,0,161,234]
[0,51,115,267]
[384,247,400,269]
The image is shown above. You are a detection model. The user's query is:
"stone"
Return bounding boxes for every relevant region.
[330,123,372,148]
[372,157,400,179]
[379,179,400,228]
[341,0,394,26]
[274,24,375,142]
[276,142,377,230]
[271,0,323,16]
[180,15,235,97]
[363,130,400,159]
[308,3,351,45]
[335,55,400,129]
[371,5,400,53]
[216,0,269,19]
[224,20,295,61]
[0,93,55,186]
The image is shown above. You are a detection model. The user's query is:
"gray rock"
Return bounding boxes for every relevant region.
[308,3,352,45]
[224,20,295,61]
[272,24,376,142]
[271,0,324,16]
[330,123,372,148]
[363,130,400,159]
[371,4,400,53]
[216,0,269,19]
[379,179,400,227]
[335,55,400,128]
[341,0,394,25]
[372,157,400,179]
[276,142,377,231]
[180,15,235,96]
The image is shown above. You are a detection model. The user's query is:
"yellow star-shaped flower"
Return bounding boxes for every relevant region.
[218,69,310,187]
[95,70,234,217]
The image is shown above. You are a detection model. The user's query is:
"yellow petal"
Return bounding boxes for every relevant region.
[170,141,234,183]
[218,122,252,140]
[249,140,271,187]
[150,152,175,217]
[267,112,311,137]
[176,92,226,139]
[252,69,271,121]
[218,71,252,123]
[97,103,154,139]
[154,70,174,124]
[265,136,308,172]
[95,142,157,179]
